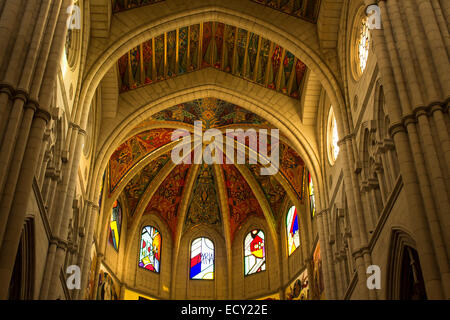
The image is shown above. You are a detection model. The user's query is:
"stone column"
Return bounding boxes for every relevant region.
[0,0,72,298]
[41,126,85,299]
[365,0,450,298]
[338,140,370,299]
[315,210,336,299]
[0,111,50,299]
[77,202,99,300]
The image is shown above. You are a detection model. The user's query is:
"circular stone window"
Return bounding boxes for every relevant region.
[351,8,371,80]
[327,107,340,165]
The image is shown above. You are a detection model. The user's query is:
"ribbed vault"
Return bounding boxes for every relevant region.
[100,98,310,277]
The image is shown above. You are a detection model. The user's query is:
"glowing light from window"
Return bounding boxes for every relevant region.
[358,17,371,73]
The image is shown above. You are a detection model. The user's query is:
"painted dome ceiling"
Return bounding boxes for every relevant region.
[112,0,321,23]
[115,20,308,100]
[106,98,307,243]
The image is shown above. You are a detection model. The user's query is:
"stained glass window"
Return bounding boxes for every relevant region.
[287,206,300,256]
[309,173,316,218]
[108,200,122,251]
[190,237,215,280]
[244,230,266,276]
[358,17,371,73]
[139,226,162,273]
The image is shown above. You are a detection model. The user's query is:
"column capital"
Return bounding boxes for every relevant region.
[388,122,406,138]
[352,246,371,259]
[34,107,52,123]
[338,133,355,146]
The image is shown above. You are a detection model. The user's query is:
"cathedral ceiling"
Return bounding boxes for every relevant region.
[106,98,307,243]
[112,0,320,22]
[115,21,308,100]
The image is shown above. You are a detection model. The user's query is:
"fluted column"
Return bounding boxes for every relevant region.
[365,0,450,298]
[0,0,71,298]
[322,210,338,299]
[76,202,99,300]
[315,209,336,299]
[338,139,370,299]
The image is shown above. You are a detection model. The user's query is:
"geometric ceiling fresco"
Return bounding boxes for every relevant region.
[250,0,321,23]
[109,128,174,192]
[149,98,271,129]
[143,163,191,240]
[116,21,308,100]
[112,0,165,13]
[222,164,265,242]
[107,98,306,243]
[112,0,320,23]
[248,163,287,223]
[122,152,171,216]
[184,164,222,231]
[279,142,306,199]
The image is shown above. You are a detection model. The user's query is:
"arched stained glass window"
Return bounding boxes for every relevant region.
[244,230,266,276]
[309,173,316,218]
[190,237,215,280]
[328,107,340,164]
[287,206,300,256]
[358,16,371,73]
[139,226,162,273]
[109,200,122,251]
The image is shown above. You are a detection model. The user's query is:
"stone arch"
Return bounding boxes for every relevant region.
[231,216,276,299]
[124,212,174,299]
[76,4,347,199]
[90,83,326,230]
[279,198,308,281]
[78,2,344,123]
[8,218,35,300]
[386,228,427,300]
[175,224,228,299]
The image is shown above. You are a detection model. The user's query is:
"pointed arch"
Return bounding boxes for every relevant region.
[138,225,162,273]
[190,237,215,280]
[286,206,300,256]
[8,219,35,300]
[386,228,427,300]
[244,229,266,276]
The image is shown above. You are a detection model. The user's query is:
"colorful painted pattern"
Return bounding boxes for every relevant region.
[109,200,122,251]
[117,22,308,99]
[112,0,165,13]
[222,164,264,242]
[144,164,190,239]
[109,129,174,193]
[244,229,266,275]
[185,165,221,228]
[312,243,325,299]
[96,268,119,300]
[250,0,320,23]
[286,269,309,300]
[280,143,305,200]
[286,206,300,256]
[248,164,286,221]
[150,98,269,129]
[190,237,215,280]
[139,226,162,273]
[123,153,171,217]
